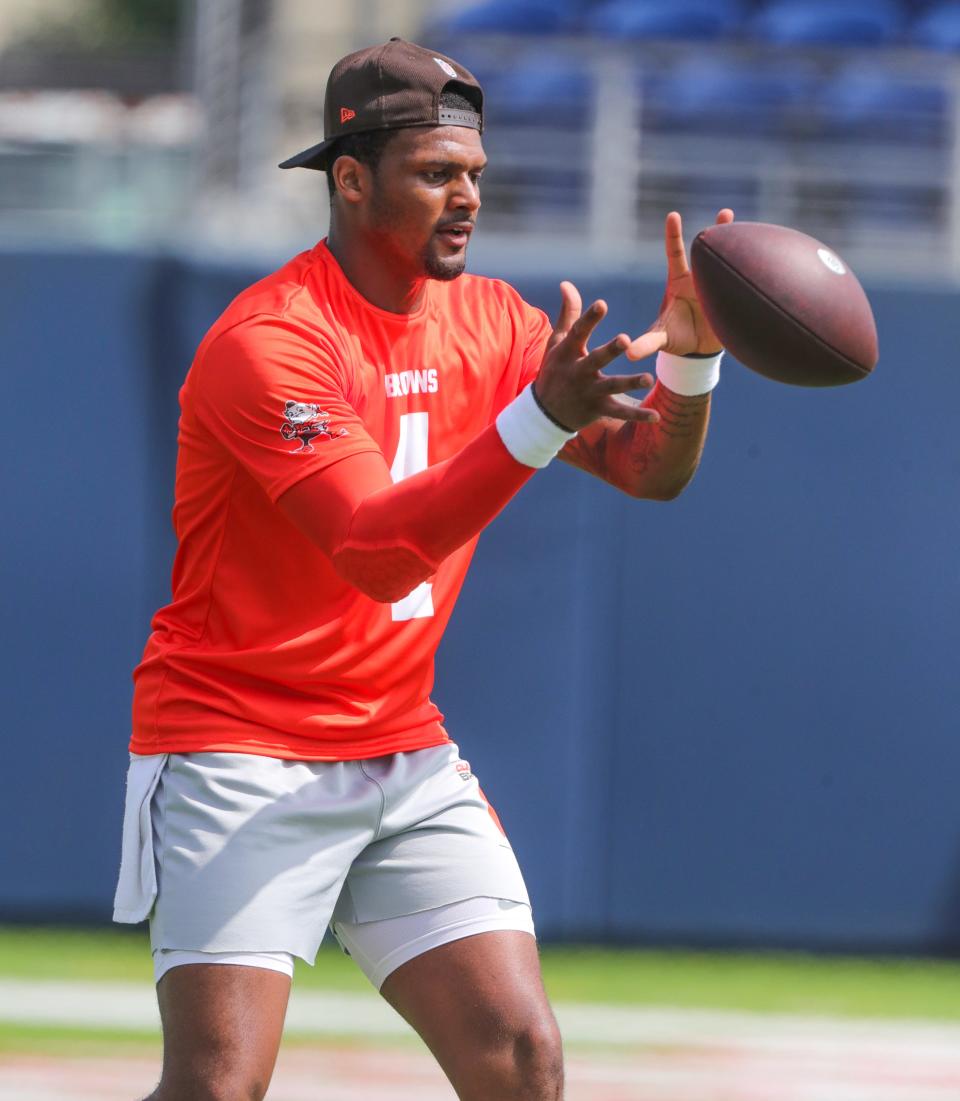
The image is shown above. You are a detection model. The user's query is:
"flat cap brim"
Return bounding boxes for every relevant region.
[278,138,337,171]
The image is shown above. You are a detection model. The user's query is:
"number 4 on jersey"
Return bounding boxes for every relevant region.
[389,412,434,621]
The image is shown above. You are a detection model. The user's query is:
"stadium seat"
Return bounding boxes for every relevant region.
[795,176,943,233]
[642,57,817,137]
[434,0,575,35]
[912,1,960,50]
[637,172,763,225]
[477,54,594,220]
[487,57,593,126]
[818,66,948,144]
[585,0,745,41]
[750,0,905,46]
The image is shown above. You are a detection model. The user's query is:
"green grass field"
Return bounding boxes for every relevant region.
[3,925,960,1028]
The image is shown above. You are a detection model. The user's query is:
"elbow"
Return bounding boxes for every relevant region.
[646,456,702,501]
[331,544,436,603]
[630,470,695,502]
[648,480,687,502]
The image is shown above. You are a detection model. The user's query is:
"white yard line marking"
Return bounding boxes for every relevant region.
[6,981,960,1099]
[4,978,960,1049]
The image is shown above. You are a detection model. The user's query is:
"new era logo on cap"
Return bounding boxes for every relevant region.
[340,107,356,124]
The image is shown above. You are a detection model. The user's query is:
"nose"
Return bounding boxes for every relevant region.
[452,173,481,214]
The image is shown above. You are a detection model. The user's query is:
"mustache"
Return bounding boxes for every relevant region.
[435,218,475,231]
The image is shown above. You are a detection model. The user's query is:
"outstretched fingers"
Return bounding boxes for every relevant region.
[537,293,663,429]
[562,299,608,353]
[582,331,630,373]
[582,334,655,391]
[625,327,668,362]
[664,211,689,281]
[596,370,655,394]
[553,281,582,337]
[664,208,733,287]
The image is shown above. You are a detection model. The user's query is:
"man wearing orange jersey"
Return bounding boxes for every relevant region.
[114,37,731,1101]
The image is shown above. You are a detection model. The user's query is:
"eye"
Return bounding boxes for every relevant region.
[422,170,449,183]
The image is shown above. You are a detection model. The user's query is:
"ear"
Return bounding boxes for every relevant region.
[331,156,368,204]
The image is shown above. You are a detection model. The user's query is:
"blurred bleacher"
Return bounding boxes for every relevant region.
[421,0,960,279]
[1,0,959,278]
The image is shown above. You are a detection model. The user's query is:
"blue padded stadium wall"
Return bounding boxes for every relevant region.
[2,246,958,953]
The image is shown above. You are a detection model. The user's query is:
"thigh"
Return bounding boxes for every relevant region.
[153,963,290,1100]
[380,929,560,1097]
[148,752,381,963]
[333,744,530,927]
[333,895,535,989]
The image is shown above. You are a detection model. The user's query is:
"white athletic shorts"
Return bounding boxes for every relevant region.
[113,744,534,988]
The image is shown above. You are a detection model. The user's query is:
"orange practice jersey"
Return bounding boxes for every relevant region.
[131,240,552,761]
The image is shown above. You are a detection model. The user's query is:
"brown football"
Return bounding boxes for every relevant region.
[690,221,878,386]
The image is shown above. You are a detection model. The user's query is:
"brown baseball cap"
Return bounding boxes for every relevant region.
[278,37,484,171]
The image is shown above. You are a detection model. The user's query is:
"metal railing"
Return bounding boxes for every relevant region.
[452,37,958,280]
[0,29,956,282]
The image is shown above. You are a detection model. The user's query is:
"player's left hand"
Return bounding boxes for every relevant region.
[624,208,734,361]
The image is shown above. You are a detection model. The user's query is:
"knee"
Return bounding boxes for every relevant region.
[506,1012,565,1093]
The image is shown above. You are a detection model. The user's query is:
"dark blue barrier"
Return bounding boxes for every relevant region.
[443,272,960,950]
[2,245,957,952]
[1,250,158,918]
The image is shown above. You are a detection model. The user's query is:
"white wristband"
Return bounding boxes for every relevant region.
[656,350,723,396]
[496,384,577,469]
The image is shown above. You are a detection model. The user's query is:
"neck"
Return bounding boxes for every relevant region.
[326,223,427,315]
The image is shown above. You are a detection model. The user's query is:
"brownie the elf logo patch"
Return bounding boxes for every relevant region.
[280,401,347,453]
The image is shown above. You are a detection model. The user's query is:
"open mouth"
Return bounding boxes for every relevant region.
[436,223,473,248]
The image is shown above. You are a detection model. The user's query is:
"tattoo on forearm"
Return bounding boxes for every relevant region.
[563,426,610,478]
[561,384,711,492]
[652,390,709,438]
[624,419,656,477]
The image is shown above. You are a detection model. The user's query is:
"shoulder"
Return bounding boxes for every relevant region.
[187,295,349,415]
[195,248,347,374]
[202,249,316,345]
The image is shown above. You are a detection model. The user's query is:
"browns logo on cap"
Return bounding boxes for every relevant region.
[279,38,484,172]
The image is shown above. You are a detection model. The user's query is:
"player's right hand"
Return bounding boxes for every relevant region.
[533,281,659,433]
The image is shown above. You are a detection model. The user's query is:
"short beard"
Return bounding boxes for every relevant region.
[423,247,467,281]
